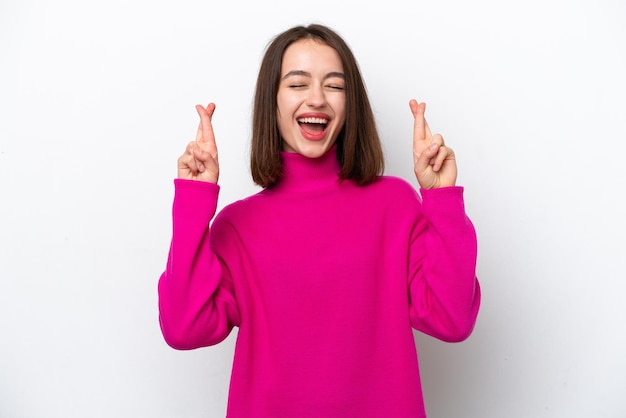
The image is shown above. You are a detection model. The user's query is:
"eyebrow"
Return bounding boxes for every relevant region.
[282,70,345,80]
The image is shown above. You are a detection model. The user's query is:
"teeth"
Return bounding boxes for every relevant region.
[297,117,328,124]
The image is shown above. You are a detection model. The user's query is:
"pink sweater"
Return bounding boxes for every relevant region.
[158,147,481,417]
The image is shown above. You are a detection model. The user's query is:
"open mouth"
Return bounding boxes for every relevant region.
[297,117,328,134]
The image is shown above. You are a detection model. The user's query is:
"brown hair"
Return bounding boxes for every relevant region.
[250,24,385,188]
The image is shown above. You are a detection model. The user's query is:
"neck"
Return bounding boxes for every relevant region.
[272,145,341,193]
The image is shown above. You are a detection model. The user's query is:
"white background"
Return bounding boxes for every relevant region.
[1,0,625,417]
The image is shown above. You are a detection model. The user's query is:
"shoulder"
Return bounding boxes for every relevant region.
[347,176,423,220]
[212,188,269,228]
[367,175,421,202]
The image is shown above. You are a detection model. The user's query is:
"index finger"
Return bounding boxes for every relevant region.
[195,103,217,156]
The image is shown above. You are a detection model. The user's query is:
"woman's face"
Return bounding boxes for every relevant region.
[277,39,346,158]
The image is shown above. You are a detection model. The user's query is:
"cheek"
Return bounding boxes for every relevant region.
[333,100,347,127]
[330,94,346,113]
[276,105,289,125]
[278,93,298,111]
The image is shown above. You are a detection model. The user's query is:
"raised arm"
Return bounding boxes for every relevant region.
[158,103,240,350]
[408,187,481,342]
[407,100,480,341]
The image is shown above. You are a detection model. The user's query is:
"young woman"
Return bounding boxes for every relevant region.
[159,24,481,418]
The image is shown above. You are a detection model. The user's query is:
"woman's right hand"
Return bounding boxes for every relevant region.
[177,103,219,183]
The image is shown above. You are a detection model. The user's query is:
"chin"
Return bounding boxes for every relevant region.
[303,138,338,156]
[299,145,332,158]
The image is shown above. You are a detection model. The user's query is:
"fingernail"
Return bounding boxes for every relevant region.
[430,143,438,151]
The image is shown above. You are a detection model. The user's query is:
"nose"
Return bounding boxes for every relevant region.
[306,84,326,108]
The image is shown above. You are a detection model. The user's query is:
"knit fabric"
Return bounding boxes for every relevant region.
[158,147,481,417]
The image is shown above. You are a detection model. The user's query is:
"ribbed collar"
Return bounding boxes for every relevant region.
[271,145,341,193]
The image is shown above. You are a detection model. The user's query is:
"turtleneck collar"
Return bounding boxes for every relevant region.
[271,145,341,193]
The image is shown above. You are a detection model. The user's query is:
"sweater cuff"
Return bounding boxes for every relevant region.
[174,178,220,192]
[173,179,221,221]
[419,186,466,221]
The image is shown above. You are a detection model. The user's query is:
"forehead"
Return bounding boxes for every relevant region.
[281,39,343,74]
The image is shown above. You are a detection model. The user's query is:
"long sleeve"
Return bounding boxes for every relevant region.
[158,179,240,350]
[408,186,481,342]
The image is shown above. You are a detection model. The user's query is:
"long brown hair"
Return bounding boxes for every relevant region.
[250,24,384,188]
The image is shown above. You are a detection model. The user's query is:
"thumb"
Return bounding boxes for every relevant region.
[414,143,439,170]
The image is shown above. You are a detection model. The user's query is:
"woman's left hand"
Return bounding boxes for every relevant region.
[410,100,457,189]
